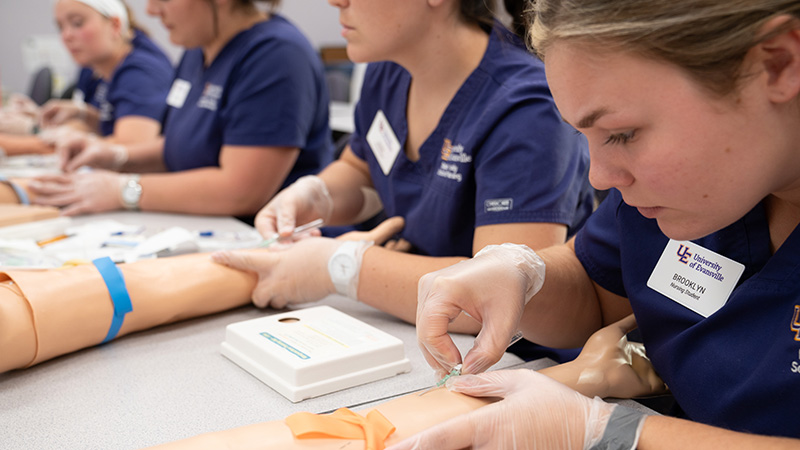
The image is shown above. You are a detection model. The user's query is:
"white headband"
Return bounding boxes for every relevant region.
[71,0,130,31]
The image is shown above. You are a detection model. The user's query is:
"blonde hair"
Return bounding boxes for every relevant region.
[528,0,800,97]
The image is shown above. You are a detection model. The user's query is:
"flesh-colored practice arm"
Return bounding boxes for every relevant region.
[0,134,53,156]
[145,385,494,450]
[0,253,256,373]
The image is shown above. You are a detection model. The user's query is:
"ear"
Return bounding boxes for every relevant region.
[754,16,800,104]
[427,0,447,9]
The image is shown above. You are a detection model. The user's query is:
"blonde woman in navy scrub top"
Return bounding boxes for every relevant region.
[0,0,172,156]
[29,0,332,218]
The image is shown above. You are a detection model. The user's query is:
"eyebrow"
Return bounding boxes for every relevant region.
[573,107,611,129]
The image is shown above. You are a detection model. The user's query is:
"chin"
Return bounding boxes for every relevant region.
[656,218,720,242]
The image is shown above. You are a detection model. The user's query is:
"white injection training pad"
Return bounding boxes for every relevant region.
[221,306,412,402]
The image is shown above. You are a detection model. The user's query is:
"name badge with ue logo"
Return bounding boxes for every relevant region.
[366,110,401,176]
[647,239,744,317]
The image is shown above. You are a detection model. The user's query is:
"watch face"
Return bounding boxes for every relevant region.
[122,187,137,203]
[331,253,357,280]
[122,178,142,207]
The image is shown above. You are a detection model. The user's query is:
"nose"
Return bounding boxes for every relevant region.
[327,0,347,8]
[587,147,634,192]
[145,0,159,17]
[60,26,74,43]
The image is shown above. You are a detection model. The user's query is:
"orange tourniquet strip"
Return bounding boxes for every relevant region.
[285,408,396,450]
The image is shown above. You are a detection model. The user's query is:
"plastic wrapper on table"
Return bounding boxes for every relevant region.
[0,252,257,373]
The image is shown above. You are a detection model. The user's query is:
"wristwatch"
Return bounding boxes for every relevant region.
[327,241,362,298]
[120,174,142,210]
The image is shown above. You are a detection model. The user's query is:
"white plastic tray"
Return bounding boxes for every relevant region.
[221,305,412,402]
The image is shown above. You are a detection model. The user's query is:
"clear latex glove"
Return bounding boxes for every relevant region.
[28,170,123,216]
[7,94,40,118]
[387,369,619,450]
[51,131,128,172]
[37,125,83,145]
[212,237,372,308]
[254,175,333,240]
[416,243,545,377]
[40,99,86,128]
[564,314,668,399]
[0,110,36,135]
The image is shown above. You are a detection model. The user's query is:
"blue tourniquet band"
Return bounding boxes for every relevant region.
[92,257,133,343]
[0,175,30,205]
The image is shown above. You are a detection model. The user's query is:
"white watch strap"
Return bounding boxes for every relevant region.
[328,240,372,299]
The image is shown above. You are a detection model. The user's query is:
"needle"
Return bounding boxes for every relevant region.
[258,218,324,248]
[418,330,525,396]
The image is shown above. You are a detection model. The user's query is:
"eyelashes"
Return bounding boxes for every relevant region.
[604,129,636,145]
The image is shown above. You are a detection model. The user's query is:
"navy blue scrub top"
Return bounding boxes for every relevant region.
[76,31,173,136]
[575,188,800,438]
[349,23,593,258]
[161,15,332,189]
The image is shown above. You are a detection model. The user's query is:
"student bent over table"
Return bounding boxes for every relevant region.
[405,0,800,448]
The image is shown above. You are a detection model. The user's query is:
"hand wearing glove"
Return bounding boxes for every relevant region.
[254,175,334,240]
[212,237,373,308]
[7,94,40,118]
[40,99,87,128]
[28,170,124,216]
[387,369,645,450]
[51,132,128,172]
[416,243,545,378]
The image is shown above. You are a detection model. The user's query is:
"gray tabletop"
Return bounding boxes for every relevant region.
[0,296,528,449]
[0,212,654,449]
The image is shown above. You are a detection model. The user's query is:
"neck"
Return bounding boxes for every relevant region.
[203,9,268,66]
[93,40,133,80]
[398,20,489,95]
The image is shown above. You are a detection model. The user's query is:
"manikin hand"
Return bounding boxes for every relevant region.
[415,243,545,377]
[549,314,667,399]
[254,175,333,240]
[336,216,412,251]
[28,170,123,216]
[387,369,617,450]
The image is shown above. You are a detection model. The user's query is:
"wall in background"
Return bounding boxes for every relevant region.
[0,0,345,98]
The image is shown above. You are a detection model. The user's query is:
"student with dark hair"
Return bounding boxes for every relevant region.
[212,0,593,362]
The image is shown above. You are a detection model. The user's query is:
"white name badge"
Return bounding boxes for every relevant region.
[647,239,745,317]
[166,79,192,109]
[366,110,401,176]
